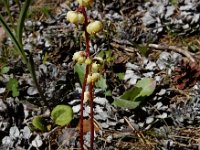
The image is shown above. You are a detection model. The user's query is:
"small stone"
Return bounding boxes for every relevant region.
[126,63,139,70]
[27,87,38,95]
[2,136,13,147]
[182,24,189,30]
[9,126,20,139]
[158,89,166,96]
[72,105,80,113]
[101,122,109,128]
[45,40,51,47]
[165,6,175,18]
[143,72,154,77]
[0,99,7,111]
[32,135,43,148]
[157,113,168,119]
[142,12,156,26]
[23,126,31,139]
[106,135,113,143]
[94,97,107,105]
[155,102,163,109]
[146,116,154,124]
[138,122,144,128]
[145,61,156,70]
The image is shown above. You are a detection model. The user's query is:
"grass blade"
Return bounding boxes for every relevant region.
[16,0,32,45]
[0,14,27,63]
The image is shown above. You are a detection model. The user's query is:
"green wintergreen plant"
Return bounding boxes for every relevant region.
[0,0,48,106]
[66,0,103,149]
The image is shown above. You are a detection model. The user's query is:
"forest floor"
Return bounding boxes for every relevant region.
[0,0,200,150]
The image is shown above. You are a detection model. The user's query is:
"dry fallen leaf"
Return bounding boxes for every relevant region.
[76,119,100,133]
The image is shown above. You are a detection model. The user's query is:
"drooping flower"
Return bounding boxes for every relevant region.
[86,21,103,35]
[66,11,85,25]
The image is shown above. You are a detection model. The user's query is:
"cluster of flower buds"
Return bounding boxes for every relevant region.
[66,1,103,35]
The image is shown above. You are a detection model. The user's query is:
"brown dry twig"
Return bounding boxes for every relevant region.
[124,117,146,144]
[148,43,195,62]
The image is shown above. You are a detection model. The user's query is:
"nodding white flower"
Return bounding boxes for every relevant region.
[87,74,93,84]
[77,0,93,7]
[87,73,101,84]
[66,11,85,24]
[86,21,103,35]
[72,51,80,61]
[77,57,86,64]
[72,51,86,64]
[84,91,90,103]
[93,57,104,64]
[92,62,100,71]
[92,73,101,82]
[85,58,92,65]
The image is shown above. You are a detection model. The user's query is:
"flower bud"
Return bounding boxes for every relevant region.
[85,57,92,65]
[77,0,93,7]
[92,62,100,72]
[66,11,84,25]
[87,74,93,84]
[87,73,101,84]
[84,91,90,103]
[92,73,101,82]
[73,51,86,62]
[77,57,86,64]
[72,51,80,61]
[77,13,85,24]
[86,21,103,35]
[93,57,104,64]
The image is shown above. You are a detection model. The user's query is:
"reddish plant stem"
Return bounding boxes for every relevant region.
[81,6,90,56]
[89,82,94,150]
[79,5,94,150]
[80,65,89,150]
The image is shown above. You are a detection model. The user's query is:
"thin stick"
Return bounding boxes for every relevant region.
[123,117,145,144]
[148,44,195,62]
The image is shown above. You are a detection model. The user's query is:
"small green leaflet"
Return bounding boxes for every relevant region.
[95,76,107,91]
[1,66,10,74]
[6,78,19,97]
[32,116,48,131]
[74,64,86,86]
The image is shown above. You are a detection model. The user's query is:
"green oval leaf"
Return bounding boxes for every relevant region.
[32,116,48,131]
[6,78,19,97]
[51,105,73,126]
[113,78,156,109]
[135,77,156,98]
